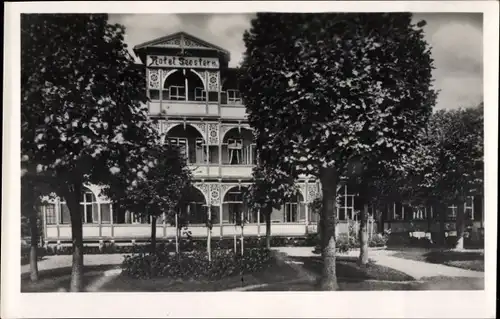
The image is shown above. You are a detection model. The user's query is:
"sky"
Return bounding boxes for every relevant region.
[109,13,483,110]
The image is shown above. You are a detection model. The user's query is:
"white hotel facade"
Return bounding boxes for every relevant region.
[40,32,484,245]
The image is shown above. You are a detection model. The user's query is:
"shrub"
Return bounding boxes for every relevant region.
[336,233,359,254]
[121,247,272,280]
[368,233,388,247]
[386,232,433,248]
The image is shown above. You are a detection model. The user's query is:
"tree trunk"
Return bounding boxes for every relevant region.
[241,225,244,256]
[150,215,157,254]
[358,204,369,266]
[439,203,446,247]
[454,201,465,250]
[65,184,84,292]
[175,213,179,254]
[29,210,39,282]
[265,208,271,249]
[427,206,432,233]
[319,167,339,291]
[207,207,212,262]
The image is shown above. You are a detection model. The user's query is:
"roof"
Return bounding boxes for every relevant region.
[133,31,231,58]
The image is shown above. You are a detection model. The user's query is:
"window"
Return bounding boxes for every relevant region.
[227,90,242,104]
[222,190,246,224]
[187,203,206,224]
[60,202,71,224]
[131,213,149,224]
[465,196,474,220]
[194,87,206,101]
[149,90,160,100]
[45,204,57,225]
[195,138,208,164]
[447,205,458,219]
[337,189,354,221]
[284,203,298,223]
[101,203,111,224]
[169,86,186,101]
[81,191,98,224]
[228,138,243,164]
[113,204,125,224]
[169,138,188,161]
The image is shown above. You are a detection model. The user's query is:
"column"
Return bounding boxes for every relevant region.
[305,203,309,225]
[163,212,167,238]
[402,205,405,220]
[159,69,163,112]
[218,124,222,177]
[42,205,48,247]
[55,198,60,240]
[257,208,261,237]
[219,186,224,238]
[481,196,484,228]
[110,204,114,238]
[98,200,102,238]
[205,121,210,168]
[393,202,396,219]
[205,71,209,114]
[471,196,475,220]
[207,204,212,261]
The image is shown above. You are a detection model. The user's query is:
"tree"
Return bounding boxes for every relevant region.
[21,171,52,282]
[104,143,193,254]
[246,158,298,249]
[415,104,484,249]
[239,13,436,290]
[21,14,158,291]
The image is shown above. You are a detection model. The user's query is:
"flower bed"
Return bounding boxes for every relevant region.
[121,247,272,280]
[312,232,388,254]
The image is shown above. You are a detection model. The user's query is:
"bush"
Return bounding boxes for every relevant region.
[121,247,272,280]
[369,233,388,247]
[386,232,433,248]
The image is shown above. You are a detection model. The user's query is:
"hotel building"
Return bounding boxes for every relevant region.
[39,32,484,246]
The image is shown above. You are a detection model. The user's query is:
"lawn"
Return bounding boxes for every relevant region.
[389,249,484,271]
[286,255,415,282]
[21,264,119,292]
[21,250,483,292]
[99,254,416,292]
[99,254,301,292]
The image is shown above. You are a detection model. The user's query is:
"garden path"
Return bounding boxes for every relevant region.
[272,247,484,280]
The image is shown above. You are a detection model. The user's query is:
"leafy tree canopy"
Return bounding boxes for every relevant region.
[21,14,159,194]
[239,13,437,178]
[103,143,193,222]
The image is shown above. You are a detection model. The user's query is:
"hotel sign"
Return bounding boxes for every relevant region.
[147,55,219,69]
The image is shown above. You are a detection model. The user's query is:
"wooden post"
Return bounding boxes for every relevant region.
[110,204,114,239]
[207,205,212,262]
[219,201,223,239]
[240,211,244,256]
[163,212,167,238]
[42,205,48,247]
[257,209,261,237]
[481,196,484,228]
[98,200,102,238]
[55,198,60,240]
[175,212,179,254]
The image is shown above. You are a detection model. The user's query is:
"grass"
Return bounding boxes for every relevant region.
[389,248,484,271]
[287,255,415,282]
[21,264,119,292]
[99,254,416,292]
[20,249,484,292]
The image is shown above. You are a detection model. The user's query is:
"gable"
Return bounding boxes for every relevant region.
[134,31,230,55]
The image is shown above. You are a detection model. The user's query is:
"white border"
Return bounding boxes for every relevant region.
[2,2,498,318]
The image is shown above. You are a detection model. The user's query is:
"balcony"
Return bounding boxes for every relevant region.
[149,101,219,117]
